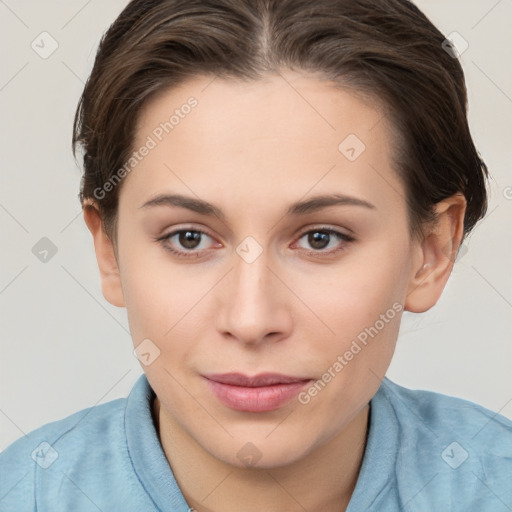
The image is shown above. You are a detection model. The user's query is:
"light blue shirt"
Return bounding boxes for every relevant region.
[1,374,511,511]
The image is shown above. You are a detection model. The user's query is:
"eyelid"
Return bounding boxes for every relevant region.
[159,224,218,242]
[294,224,355,243]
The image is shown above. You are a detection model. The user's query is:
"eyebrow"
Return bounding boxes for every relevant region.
[139,193,376,220]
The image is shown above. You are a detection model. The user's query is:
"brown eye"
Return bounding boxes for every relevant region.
[307,231,331,250]
[295,228,355,256]
[178,230,202,249]
[156,228,220,259]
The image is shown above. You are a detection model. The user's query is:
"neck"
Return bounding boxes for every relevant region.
[153,397,369,512]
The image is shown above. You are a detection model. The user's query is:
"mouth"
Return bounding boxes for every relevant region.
[203,372,314,412]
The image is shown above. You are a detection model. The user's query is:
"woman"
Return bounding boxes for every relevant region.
[1,0,510,510]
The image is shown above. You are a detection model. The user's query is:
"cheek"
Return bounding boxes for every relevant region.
[119,238,207,348]
[293,256,406,436]
[303,240,409,340]
[293,236,410,408]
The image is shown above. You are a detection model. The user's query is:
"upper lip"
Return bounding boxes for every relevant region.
[203,372,313,387]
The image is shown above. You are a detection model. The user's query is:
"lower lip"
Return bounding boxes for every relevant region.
[205,378,312,412]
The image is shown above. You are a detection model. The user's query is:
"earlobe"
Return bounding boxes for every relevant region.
[404,194,466,313]
[83,201,125,308]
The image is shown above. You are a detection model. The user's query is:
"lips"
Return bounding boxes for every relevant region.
[204,372,311,387]
[203,372,313,412]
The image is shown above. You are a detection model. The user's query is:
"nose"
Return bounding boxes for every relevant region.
[215,247,293,346]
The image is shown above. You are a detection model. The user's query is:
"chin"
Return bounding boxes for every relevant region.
[202,432,317,470]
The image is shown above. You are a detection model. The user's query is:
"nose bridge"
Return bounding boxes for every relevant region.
[232,247,274,318]
[217,242,291,343]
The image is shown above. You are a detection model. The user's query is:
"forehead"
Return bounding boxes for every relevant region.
[122,71,403,219]
[135,70,388,153]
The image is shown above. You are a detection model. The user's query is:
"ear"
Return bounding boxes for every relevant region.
[83,201,125,308]
[405,193,466,313]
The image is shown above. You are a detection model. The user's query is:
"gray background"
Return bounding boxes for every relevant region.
[1,0,511,451]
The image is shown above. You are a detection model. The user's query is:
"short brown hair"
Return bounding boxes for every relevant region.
[73,0,488,245]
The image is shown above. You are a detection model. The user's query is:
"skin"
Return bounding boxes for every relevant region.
[84,70,466,512]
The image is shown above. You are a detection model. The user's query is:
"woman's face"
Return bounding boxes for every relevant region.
[113,71,423,467]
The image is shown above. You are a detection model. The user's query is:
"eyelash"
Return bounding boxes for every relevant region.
[155,226,355,260]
